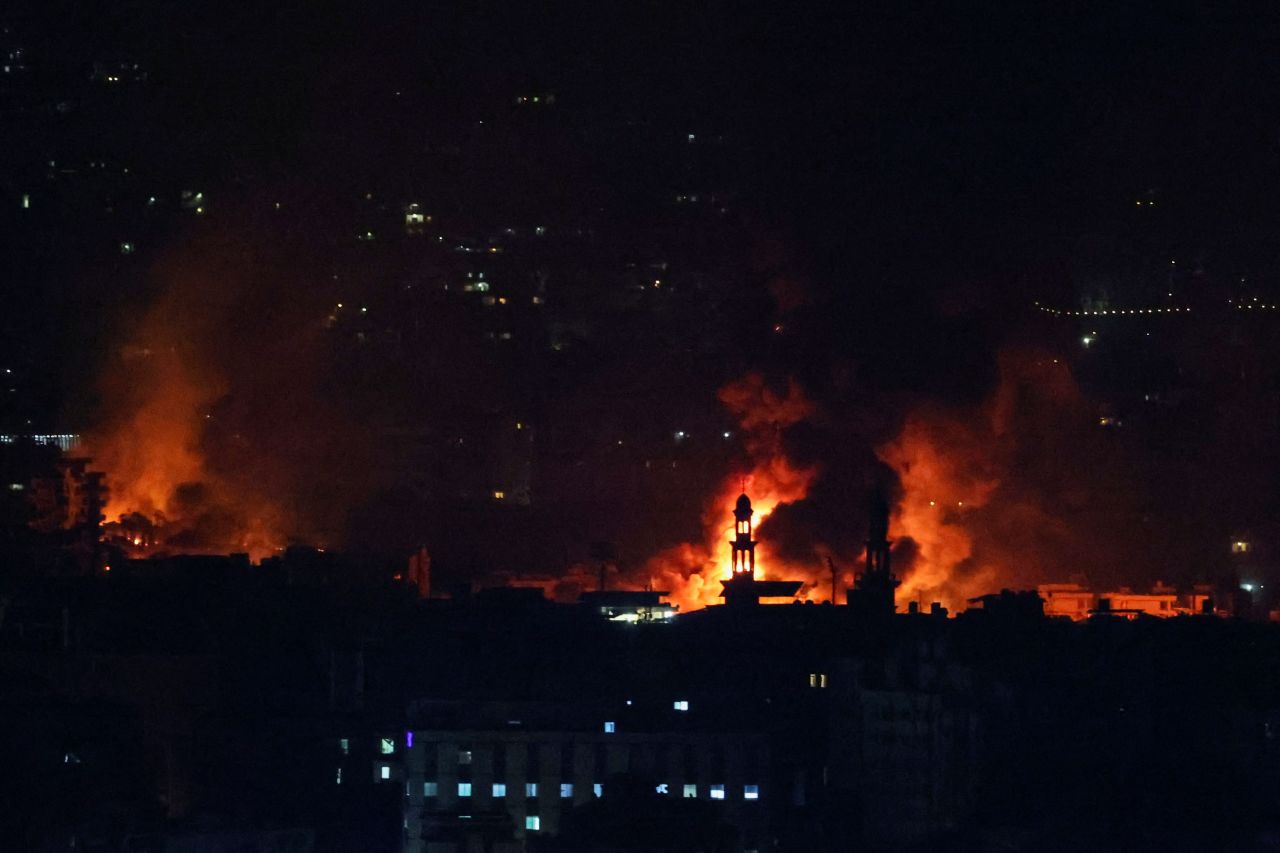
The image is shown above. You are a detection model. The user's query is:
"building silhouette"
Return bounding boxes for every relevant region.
[719,492,803,607]
[846,492,900,619]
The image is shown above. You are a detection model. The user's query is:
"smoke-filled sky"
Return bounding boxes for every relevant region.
[9,1,1280,600]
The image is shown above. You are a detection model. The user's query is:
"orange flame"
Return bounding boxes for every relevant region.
[877,350,1088,612]
[645,374,826,611]
[92,349,219,521]
[876,414,1000,611]
[87,288,288,561]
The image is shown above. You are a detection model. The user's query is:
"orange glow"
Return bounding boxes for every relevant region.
[876,415,999,612]
[645,374,826,611]
[876,350,1089,612]
[87,279,288,562]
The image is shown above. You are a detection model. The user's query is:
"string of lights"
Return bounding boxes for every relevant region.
[1037,300,1280,316]
[1033,304,1190,316]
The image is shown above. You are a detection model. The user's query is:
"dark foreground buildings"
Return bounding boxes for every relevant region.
[3,496,1280,852]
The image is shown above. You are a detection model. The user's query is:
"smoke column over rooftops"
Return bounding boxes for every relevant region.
[877,348,1161,607]
[85,225,376,560]
[644,346,1169,613]
[642,373,822,611]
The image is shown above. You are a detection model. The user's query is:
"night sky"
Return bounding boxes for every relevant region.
[5,1,1280,593]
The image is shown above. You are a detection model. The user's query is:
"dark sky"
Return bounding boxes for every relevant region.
[6,0,1280,411]
[8,0,1280,586]
[13,0,1280,297]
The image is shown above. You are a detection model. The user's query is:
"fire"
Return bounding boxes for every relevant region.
[877,350,1092,612]
[87,274,289,561]
[92,348,218,521]
[645,374,824,612]
[876,413,1000,611]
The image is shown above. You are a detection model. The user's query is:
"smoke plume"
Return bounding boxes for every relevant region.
[87,224,373,560]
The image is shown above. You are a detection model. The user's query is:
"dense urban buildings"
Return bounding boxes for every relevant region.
[2,486,1279,851]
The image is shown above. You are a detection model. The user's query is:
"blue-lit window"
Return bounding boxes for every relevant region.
[338,738,349,754]
[593,783,603,797]
[710,785,725,800]
[378,764,391,781]
[744,784,760,800]
[492,783,507,797]
[457,782,472,797]
[673,700,689,711]
[603,721,616,733]
[525,783,538,797]
[683,784,697,798]
[525,816,541,831]
[560,783,574,798]
[380,737,395,754]
[423,782,438,797]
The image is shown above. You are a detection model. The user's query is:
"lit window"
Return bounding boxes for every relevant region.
[673,700,689,711]
[560,783,574,798]
[1233,540,1251,554]
[406,732,413,748]
[710,785,725,800]
[424,782,439,797]
[820,674,828,688]
[525,816,541,831]
[336,767,343,784]
[593,783,603,797]
[655,783,669,794]
[744,785,760,800]
[493,490,505,500]
[458,750,472,765]
[492,783,507,797]
[683,784,697,798]
[339,738,349,754]
[525,783,538,797]
[603,721,616,733]
[809,673,817,687]
[458,782,472,797]
[380,737,395,754]
[379,764,391,780]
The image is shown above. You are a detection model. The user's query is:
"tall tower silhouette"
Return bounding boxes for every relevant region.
[720,491,802,607]
[848,491,900,618]
[731,493,757,579]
